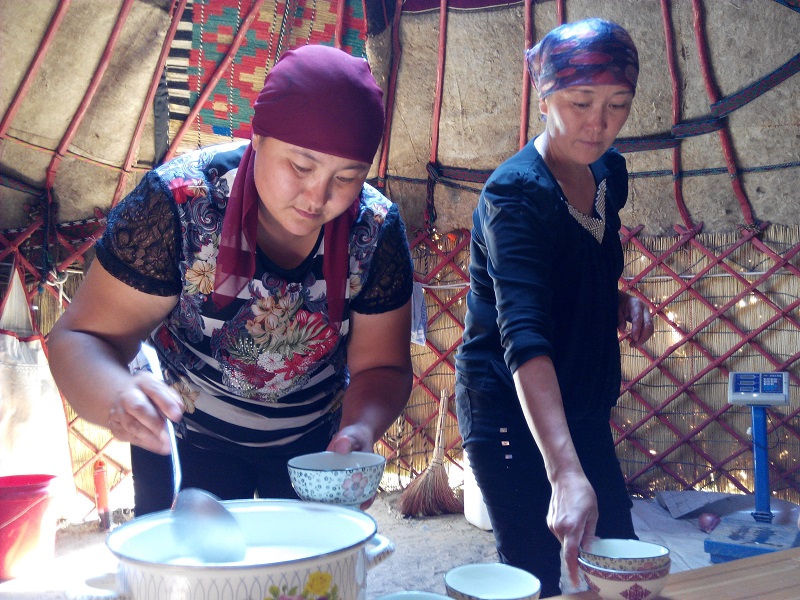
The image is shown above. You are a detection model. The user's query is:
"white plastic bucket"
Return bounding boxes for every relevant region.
[463,454,492,531]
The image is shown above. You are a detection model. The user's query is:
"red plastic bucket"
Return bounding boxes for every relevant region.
[0,474,56,580]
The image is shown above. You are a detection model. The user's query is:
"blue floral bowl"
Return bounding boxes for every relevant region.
[288,451,386,507]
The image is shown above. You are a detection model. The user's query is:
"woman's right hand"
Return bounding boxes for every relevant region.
[48,260,181,455]
[548,470,598,589]
[513,356,598,589]
[106,371,183,455]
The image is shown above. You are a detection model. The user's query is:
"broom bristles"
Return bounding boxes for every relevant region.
[397,462,464,517]
[397,390,464,518]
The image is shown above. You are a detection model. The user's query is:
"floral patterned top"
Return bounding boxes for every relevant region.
[95,141,413,448]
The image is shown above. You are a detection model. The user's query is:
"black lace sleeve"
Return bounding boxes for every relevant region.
[350,205,414,314]
[94,171,182,296]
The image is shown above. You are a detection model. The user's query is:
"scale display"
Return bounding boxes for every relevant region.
[727,372,790,406]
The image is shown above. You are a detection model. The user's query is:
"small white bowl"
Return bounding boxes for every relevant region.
[578,557,670,600]
[579,538,670,571]
[444,563,541,600]
[377,593,452,599]
[287,451,385,507]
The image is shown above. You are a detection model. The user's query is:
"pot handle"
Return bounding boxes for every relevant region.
[366,533,395,569]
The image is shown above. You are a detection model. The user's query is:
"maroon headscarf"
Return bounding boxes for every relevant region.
[526,18,639,99]
[213,45,385,327]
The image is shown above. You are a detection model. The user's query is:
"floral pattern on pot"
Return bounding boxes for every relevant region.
[266,570,340,599]
[117,553,364,600]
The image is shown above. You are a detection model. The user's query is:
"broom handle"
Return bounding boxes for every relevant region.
[431,390,449,466]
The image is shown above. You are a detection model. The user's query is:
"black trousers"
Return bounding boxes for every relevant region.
[455,382,636,598]
[130,422,335,516]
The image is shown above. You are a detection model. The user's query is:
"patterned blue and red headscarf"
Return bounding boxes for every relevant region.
[526,18,639,99]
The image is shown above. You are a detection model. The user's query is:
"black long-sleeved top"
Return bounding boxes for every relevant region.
[455,141,628,423]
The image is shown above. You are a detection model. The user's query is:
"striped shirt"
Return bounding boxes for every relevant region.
[96,141,413,448]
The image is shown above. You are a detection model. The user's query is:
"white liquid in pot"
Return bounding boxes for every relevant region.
[164,545,324,566]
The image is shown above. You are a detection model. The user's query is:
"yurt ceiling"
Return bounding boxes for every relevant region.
[1,0,800,506]
[2,1,798,239]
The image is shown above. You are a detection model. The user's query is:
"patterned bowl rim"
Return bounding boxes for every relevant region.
[287,451,387,472]
[578,557,670,579]
[578,553,671,570]
[444,582,540,600]
[444,562,541,599]
[579,539,670,561]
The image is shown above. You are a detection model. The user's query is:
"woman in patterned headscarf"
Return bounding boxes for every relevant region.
[455,18,653,597]
[49,45,414,515]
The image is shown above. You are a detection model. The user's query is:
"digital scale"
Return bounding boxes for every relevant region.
[727,371,789,407]
[704,372,800,563]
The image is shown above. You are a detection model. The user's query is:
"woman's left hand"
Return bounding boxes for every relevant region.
[327,423,374,454]
[618,291,654,348]
[327,425,378,509]
[327,302,413,509]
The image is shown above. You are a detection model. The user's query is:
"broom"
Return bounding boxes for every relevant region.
[397,389,464,517]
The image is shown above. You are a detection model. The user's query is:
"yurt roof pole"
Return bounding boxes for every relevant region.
[164,0,266,162]
[111,0,190,207]
[44,0,135,192]
[556,0,565,24]
[518,0,533,150]
[691,0,756,227]
[660,0,695,230]
[376,0,404,188]
[0,0,71,141]
[429,0,447,164]
[710,54,800,119]
[424,0,448,232]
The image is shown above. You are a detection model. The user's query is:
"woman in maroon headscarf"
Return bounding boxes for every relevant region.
[455,19,653,597]
[48,45,413,515]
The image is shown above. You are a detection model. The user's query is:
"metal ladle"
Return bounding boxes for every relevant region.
[166,418,247,563]
[140,343,246,563]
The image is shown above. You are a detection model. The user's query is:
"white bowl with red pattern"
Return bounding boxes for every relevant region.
[578,556,670,599]
[579,538,671,571]
[444,563,541,599]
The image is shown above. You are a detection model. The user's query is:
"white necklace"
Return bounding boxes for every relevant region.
[565,179,607,244]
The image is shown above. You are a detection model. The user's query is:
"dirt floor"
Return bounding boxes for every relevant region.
[366,492,498,597]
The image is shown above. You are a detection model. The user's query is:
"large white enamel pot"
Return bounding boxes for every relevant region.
[105,499,393,600]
